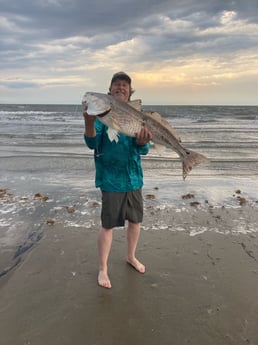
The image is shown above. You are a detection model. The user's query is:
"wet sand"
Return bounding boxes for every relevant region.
[1,206,258,345]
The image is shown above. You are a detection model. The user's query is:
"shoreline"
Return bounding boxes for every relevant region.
[1,180,257,278]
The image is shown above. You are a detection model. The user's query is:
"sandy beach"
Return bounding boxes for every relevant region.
[1,203,258,345]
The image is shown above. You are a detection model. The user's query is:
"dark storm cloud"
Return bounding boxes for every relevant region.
[1,0,257,40]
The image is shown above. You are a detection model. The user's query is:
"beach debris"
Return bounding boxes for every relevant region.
[190,201,200,207]
[47,218,56,225]
[34,192,49,201]
[83,92,208,179]
[182,193,195,199]
[145,193,156,200]
[0,257,22,278]
[19,197,29,203]
[0,189,16,203]
[233,189,242,197]
[0,189,50,207]
[14,231,43,259]
[34,192,43,199]
[154,187,159,190]
[0,189,7,197]
[0,189,30,205]
[92,201,100,207]
[3,199,17,204]
[237,196,247,205]
[15,242,34,258]
[65,206,76,214]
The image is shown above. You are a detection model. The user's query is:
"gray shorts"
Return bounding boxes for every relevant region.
[101,189,143,229]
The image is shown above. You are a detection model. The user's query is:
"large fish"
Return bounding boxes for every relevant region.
[82,92,208,179]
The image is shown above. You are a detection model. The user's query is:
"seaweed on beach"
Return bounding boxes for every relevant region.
[0,230,43,279]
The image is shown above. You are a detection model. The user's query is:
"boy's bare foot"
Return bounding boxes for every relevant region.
[127,258,145,274]
[98,270,112,289]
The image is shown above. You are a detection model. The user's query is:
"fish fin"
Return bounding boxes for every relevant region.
[129,99,142,111]
[144,111,181,142]
[107,127,120,143]
[182,149,209,180]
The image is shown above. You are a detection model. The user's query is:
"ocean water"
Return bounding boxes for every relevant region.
[1,103,257,179]
[1,103,258,172]
[0,103,258,255]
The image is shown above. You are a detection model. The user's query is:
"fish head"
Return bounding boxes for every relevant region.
[82,92,111,116]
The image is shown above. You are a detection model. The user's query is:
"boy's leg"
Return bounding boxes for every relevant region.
[98,226,113,288]
[127,222,145,273]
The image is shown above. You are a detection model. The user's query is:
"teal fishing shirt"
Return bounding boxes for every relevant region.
[84,119,150,192]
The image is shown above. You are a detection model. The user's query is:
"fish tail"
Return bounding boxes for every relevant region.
[182,149,208,180]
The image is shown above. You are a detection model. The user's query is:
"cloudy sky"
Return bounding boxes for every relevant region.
[1,0,258,105]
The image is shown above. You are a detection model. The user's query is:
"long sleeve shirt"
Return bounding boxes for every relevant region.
[84,119,150,192]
